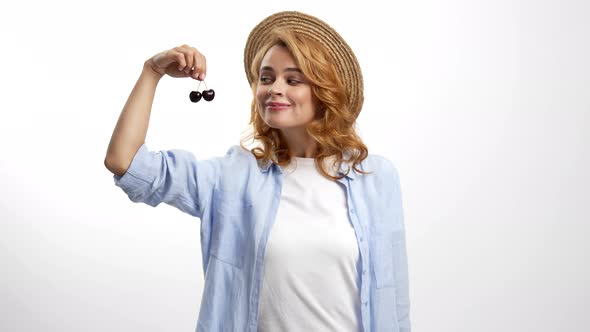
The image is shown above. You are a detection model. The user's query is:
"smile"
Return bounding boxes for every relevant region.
[266,105,291,111]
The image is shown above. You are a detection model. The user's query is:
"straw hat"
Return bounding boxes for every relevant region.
[243,11,364,120]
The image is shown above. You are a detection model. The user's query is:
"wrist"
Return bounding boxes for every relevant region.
[142,61,164,81]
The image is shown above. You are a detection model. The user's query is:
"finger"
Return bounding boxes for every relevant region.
[191,50,200,79]
[181,45,194,75]
[197,53,207,81]
[174,47,187,71]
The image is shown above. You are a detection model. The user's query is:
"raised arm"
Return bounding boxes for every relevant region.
[104,62,163,176]
[104,45,207,176]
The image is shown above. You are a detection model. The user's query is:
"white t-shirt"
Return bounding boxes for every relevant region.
[257,156,362,332]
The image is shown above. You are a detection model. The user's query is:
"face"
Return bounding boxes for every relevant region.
[256,45,319,132]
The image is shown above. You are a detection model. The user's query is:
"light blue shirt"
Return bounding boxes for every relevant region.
[113,143,411,332]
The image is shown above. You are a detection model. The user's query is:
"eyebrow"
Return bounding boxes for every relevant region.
[260,66,303,74]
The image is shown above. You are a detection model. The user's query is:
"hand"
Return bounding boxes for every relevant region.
[145,44,207,80]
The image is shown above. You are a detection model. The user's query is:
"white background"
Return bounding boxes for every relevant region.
[1,0,589,331]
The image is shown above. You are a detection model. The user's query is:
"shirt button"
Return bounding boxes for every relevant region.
[364,301,368,306]
[362,269,366,275]
[359,236,363,242]
[350,209,355,214]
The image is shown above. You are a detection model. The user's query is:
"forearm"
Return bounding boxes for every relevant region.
[104,62,163,176]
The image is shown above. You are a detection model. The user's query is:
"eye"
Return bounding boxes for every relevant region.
[259,76,272,83]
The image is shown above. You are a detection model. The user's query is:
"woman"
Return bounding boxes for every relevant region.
[105,11,411,332]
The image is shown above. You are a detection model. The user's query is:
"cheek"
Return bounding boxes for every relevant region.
[293,91,314,106]
[255,89,266,114]
[256,87,267,101]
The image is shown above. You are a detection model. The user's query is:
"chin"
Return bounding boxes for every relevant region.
[265,122,287,129]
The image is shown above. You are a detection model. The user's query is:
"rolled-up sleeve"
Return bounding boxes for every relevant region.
[113,143,220,219]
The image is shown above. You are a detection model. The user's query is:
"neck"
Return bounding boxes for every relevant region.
[281,128,318,158]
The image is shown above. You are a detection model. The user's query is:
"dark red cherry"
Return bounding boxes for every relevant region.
[189,91,202,103]
[202,89,215,101]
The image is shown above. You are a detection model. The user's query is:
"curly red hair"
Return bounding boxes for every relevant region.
[240,28,372,180]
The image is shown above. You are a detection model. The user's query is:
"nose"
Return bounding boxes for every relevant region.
[268,80,285,96]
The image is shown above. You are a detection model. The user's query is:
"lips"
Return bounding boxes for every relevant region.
[266,102,290,107]
[266,102,291,111]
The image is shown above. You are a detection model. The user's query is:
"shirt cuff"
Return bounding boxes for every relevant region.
[112,143,155,195]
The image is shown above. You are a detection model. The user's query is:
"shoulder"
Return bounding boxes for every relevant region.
[360,153,401,181]
[224,145,262,166]
[220,145,262,174]
[224,145,252,159]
